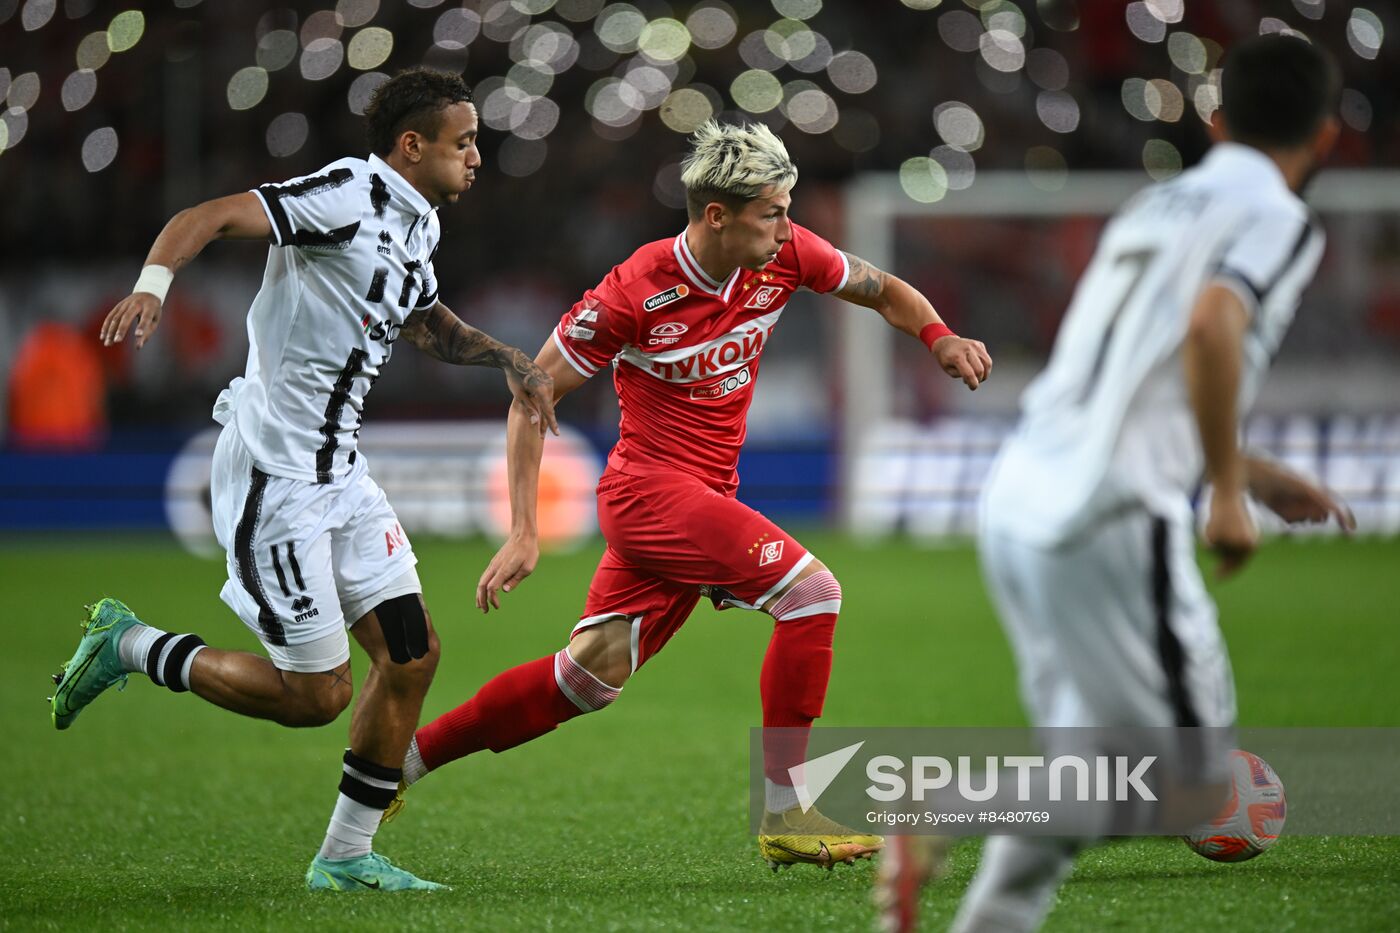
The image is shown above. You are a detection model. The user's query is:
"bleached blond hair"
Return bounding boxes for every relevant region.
[679,120,798,219]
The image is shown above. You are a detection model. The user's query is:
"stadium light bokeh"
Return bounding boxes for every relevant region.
[0,0,1389,208]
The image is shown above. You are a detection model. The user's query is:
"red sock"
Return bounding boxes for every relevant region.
[759,609,838,784]
[415,654,585,771]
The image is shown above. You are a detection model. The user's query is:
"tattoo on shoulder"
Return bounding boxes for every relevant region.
[842,253,885,299]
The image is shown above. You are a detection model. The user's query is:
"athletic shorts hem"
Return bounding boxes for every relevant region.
[342,563,422,627]
[265,629,353,674]
[747,552,813,609]
[219,578,348,647]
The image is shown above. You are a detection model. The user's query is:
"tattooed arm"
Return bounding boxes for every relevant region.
[836,252,941,335]
[401,301,559,436]
[835,251,993,390]
[402,300,526,368]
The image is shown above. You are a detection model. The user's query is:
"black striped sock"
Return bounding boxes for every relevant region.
[145,633,206,693]
[339,750,402,811]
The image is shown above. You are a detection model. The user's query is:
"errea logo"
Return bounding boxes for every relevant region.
[648,321,688,345]
[644,283,689,312]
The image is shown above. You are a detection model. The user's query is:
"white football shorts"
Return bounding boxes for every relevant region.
[978,508,1237,733]
[210,423,421,673]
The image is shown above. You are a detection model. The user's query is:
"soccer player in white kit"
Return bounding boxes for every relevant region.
[50,69,557,892]
[875,35,1356,933]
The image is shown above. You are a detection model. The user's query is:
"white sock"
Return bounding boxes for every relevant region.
[117,623,160,673]
[319,750,401,861]
[765,778,801,814]
[117,625,205,691]
[403,737,428,787]
[318,793,382,861]
[179,646,206,690]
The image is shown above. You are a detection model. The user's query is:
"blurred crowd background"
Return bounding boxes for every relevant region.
[0,0,1396,534]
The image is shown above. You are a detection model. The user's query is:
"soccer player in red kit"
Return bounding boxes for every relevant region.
[397,121,993,869]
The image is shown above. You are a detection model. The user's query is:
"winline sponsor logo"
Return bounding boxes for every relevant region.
[644,283,689,312]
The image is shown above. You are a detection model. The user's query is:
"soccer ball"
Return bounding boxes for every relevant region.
[1183,749,1286,862]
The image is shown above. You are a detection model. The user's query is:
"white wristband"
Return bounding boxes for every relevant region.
[133,264,174,304]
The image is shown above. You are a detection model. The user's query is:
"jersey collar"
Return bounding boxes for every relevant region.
[367,153,435,217]
[1203,142,1292,198]
[673,231,740,298]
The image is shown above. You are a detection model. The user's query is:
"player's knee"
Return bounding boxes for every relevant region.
[587,657,630,692]
[768,568,843,622]
[310,684,353,726]
[376,642,439,697]
[422,626,442,675]
[579,647,631,691]
[554,646,623,713]
[370,593,438,680]
[567,619,633,690]
[281,672,352,727]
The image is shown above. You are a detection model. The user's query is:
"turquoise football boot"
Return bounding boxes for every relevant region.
[306,852,448,892]
[51,598,141,730]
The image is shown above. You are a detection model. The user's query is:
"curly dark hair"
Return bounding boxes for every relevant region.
[365,68,473,156]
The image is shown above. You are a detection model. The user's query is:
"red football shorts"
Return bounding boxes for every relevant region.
[571,468,812,672]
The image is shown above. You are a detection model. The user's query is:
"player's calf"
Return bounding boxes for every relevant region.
[395,619,630,807]
[751,568,881,869]
[761,568,842,814]
[315,595,440,872]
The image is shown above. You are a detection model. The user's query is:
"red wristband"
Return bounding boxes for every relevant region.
[919,322,956,351]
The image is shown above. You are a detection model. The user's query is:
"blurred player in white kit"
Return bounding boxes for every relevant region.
[877,33,1356,933]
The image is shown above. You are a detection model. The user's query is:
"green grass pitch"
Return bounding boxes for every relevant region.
[5,533,1398,931]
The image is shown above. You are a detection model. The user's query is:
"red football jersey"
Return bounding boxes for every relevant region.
[552,222,849,495]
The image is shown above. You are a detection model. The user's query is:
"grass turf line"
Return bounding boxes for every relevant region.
[5,534,1398,931]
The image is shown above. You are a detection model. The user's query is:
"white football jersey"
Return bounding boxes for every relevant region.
[214,154,441,484]
[984,143,1325,545]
